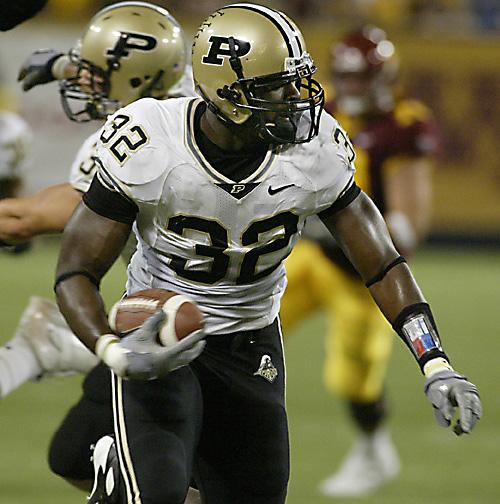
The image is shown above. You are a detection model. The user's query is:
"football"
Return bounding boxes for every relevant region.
[108,288,204,348]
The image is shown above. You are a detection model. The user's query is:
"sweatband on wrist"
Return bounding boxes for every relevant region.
[392,302,449,373]
[423,357,454,378]
[96,334,128,377]
[51,54,71,80]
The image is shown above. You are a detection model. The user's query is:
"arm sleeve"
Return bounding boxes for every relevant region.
[82,175,138,225]
[317,179,361,220]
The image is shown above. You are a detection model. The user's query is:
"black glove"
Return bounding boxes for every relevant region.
[17,49,64,91]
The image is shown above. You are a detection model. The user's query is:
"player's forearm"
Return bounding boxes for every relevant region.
[368,262,425,323]
[55,276,111,352]
[0,185,81,242]
[0,198,38,243]
[55,202,131,351]
[384,159,433,248]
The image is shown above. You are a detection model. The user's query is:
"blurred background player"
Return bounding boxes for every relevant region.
[0,102,33,254]
[280,25,440,497]
[0,4,198,501]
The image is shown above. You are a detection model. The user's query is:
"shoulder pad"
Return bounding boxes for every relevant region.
[96,98,173,186]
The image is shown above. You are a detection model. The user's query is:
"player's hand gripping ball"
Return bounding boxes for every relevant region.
[108,289,204,347]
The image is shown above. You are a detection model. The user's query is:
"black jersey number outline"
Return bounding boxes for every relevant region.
[333,126,356,164]
[100,114,148,164]
[166,211,299,284]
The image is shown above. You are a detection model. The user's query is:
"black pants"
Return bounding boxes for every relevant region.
[50,319,289,504]
[48,363,113,480]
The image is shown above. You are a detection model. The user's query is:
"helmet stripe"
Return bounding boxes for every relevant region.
[226,3,302,58]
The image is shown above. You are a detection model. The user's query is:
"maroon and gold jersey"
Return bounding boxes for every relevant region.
[311,98,441,274]
[326,98,441,215]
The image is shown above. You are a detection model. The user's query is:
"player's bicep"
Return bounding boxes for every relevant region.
[57,202,132,280]
[320,191,399,283]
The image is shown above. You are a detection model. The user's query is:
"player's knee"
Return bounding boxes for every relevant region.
[48,426,91,480]
[48,438,79,478]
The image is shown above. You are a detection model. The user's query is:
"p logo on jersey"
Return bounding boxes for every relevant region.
[202,36,251,66]
[106,31,158,59]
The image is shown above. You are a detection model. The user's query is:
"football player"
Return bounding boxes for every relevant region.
[0,106,33,254]
[280,25,439,496]
[54,5,481,504]
[0,4,199,502]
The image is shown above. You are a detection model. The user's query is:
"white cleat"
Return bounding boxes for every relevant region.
[319,428,401,497]
[14,296,99,376]
[88,435,119,504]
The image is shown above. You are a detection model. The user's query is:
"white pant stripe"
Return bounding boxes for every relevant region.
[111,372,142,504]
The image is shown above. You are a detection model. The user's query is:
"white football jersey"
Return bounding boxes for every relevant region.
[68,130,100,193]
[95,97,355,335]
[0,112,31,179]
[69,66,196,194]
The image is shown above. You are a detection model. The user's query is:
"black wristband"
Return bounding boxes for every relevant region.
[392,302,449,372]
[54,270,100,292]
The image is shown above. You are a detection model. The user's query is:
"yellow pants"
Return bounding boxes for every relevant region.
[281,241,393,402]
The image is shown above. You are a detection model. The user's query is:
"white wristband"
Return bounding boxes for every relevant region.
[423,357,454,378]
[51,54,71,80]
[95,334,129,377]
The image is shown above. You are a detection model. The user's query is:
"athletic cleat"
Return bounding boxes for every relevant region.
[88,435,119,504]
[14,296,99,376]
[319,428,400,497]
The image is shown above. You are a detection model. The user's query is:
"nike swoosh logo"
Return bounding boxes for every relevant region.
[268,183,295,195]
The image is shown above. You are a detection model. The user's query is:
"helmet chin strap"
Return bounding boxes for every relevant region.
[261,116,297,144]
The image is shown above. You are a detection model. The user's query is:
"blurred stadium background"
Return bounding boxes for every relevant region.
[0,1,498,503]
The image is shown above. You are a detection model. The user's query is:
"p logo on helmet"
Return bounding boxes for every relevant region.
[106,31,157,59]
[202,36,250,66]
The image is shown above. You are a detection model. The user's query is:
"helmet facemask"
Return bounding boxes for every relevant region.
[209,39,324,145]
[59,47,166,122]
[59,48,116,122]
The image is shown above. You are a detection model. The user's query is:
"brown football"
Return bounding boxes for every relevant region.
[108,288,204,347]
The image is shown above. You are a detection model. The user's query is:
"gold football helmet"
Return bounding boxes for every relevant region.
[192,3,324,144]
[60,1,186,121]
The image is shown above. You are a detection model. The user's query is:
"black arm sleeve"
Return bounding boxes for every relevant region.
[82,175,138,225]
[317,180,361,221]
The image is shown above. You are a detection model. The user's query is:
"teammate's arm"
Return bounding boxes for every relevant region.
[320,191,482,434]
[18,50,75,91]
[384,157,433,254]
[0,183,81,244]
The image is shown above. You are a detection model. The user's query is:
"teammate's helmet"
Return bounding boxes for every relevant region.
[60,1,186,122]
[331,25,398,116]
[192,4,324,144]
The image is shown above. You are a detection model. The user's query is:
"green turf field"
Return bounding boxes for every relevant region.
[0,241,497,504]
